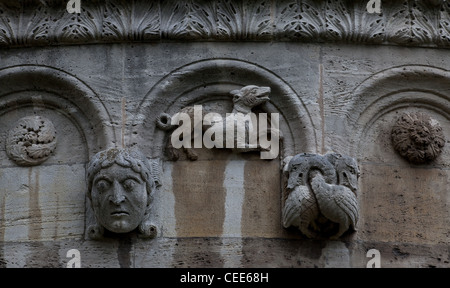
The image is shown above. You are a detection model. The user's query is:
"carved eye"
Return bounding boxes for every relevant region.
[123,179,138,192]
[95,179,110,193]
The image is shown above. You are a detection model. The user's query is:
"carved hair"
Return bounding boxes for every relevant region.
[86,148,160,239]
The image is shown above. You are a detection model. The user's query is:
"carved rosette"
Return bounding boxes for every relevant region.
[5,116,57,166]
[391,112,445,164]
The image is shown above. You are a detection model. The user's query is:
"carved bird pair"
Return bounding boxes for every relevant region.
[282,153,360,239]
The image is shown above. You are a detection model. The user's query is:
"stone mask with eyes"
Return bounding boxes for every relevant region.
[86,148,159,239]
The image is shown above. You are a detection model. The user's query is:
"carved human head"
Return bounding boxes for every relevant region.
[86,148,159,239]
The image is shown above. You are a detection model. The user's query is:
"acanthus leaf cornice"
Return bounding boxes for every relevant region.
[0,0,449,48]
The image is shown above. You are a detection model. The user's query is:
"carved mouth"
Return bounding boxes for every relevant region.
[111,211,129,216]
[257,92,270,101]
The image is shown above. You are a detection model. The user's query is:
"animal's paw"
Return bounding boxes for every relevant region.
[188,154,198,161]
[185,149,199,161]
[301,229,317,239]
[166,148,180,161]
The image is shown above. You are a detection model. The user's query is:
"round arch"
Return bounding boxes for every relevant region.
[131,58,318,159]
[344,65,450,158]
[0,65,117,157]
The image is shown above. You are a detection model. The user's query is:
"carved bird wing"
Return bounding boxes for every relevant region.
[282,185,318,229]
[333,187,359,228]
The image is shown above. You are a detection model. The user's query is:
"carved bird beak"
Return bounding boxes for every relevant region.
[287,175,297,190]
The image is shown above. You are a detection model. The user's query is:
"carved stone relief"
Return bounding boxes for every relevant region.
[0,66,118,242]
[0,65,116,159]
[282,153,360,239]
[342,66,450,160]
[131,59,316,160]
[391,112,445,164]
[5,115,57,166]
[156,85,282,161]
[86,148,160,240]
[1,0,450,48]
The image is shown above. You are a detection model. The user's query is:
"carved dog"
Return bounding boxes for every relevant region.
[156,85,282,161]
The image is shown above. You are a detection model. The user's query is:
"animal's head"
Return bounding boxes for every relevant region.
[329,154,360,194]
[230,85,271,109]
[286,155,307,189]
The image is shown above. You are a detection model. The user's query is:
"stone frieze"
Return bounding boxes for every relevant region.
[0,0,450,48]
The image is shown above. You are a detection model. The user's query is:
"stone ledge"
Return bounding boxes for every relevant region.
[1,0,450,48]
[0,238,448,268]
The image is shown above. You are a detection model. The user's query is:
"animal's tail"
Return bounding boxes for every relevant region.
[155,113,173,131]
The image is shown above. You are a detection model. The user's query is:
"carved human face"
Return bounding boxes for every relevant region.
[90,164,149,234]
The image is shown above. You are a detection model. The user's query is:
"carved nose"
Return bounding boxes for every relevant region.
[109,182,125,205]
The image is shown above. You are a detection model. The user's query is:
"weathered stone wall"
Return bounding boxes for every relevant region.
[1,1,450,268]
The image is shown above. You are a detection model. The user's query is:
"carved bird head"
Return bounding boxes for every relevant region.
[334,155,360,194]
[287,165,304,190]
[286,154,310,189]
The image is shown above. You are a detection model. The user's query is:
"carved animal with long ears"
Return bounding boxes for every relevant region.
[156,85,281,161]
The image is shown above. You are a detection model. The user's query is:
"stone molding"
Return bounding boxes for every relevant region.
[1,0,450,48]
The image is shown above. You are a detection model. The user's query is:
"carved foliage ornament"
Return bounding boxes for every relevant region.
[391,112,445,164]
[6,115,57,166]
[1,0,450,47]
[282,153,360,239]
